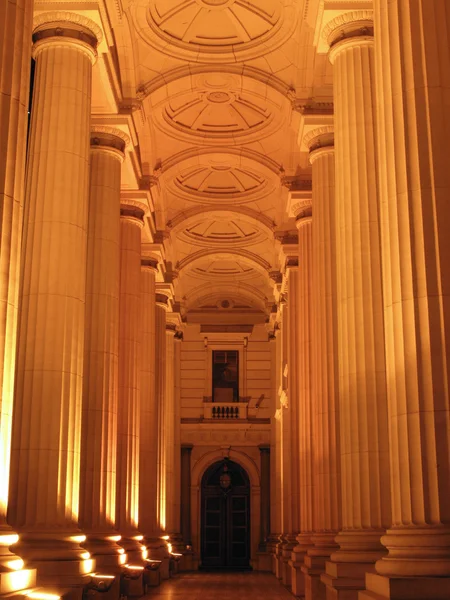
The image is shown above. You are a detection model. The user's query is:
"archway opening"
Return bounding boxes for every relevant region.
[200,458,251,569]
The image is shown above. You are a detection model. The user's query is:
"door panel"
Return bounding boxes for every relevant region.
[201,460,250,569]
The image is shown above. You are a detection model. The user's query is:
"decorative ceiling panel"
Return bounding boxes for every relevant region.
[134,0,300,63]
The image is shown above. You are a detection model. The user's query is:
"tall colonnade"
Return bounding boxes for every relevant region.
[0,3,448,600]
[0,8,181,598]
[270,4,450,600]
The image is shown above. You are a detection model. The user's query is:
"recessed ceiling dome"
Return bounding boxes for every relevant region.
[134,0,300,63]
[161,90,272,142]
[164,151,279,205]
[180,216,266,248]
[150,0,278,47]
[191,258,258,280]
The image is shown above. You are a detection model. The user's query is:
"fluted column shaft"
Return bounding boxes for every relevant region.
[287,269,300,539]
[368,0,450,585]
[155,299,170,578]
[323,16,391,596]
[9,19,97,583]
[309,140,340,543]
[140,260,158,543]
[117,205,144,560]
[317,14,390,599]
[164,326,176,535]
[79,132,124,568]
[0,2,33,550]
[155,301,167,532]
[173,334,182,538]
[290,206,314,596]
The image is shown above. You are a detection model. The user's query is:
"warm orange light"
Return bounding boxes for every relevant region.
[119,554,127,565]
[133,535,143,541]
[92,574,115,580]
[27,594,60,600]
[0,534,19,546]
[125,565,144,571]
[80,559,94,575]
[70,535,86,543]
[161,535,170,540]
[9,569,34,591]
[6,558,24,570]
[107,535,121,542]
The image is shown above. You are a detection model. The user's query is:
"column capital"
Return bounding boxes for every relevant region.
[91,129,127,163]
[156,293,170,310]
[120,203,145,228]
[294,198,312,226]
[304,126,335,164]
[166,322,177,336]
[141,257,159,273]
[325,11,374,64]
[32,12,101,63]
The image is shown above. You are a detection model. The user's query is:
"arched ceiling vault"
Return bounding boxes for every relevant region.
[112,0,329,324]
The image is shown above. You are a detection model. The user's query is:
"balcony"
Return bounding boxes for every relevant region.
[203,401,248,421]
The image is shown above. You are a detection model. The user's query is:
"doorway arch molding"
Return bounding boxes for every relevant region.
[190,448,261,568]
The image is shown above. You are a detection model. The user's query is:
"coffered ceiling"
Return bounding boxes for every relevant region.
[34,0,370,325]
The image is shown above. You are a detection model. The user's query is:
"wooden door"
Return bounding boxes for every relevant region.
[201,460,250,568]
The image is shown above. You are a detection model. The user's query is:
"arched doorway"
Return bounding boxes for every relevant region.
[201,459,251,569]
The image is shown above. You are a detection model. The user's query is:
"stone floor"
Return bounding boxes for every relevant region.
[148,572,293,599]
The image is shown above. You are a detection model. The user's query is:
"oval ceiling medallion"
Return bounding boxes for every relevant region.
[172,163,267,204]
[136,0,298,63]
[157,89,276,143]
[190,258,259,281]
[179,217,266,248]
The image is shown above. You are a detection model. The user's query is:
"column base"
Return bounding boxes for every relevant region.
[322,561,376,600]
[359,572,450,600]
[275,538,285,580]
[322,531,386,599]
[13,531,94,589]
[118,532,145,565]
[82,532,124,572]
[302,533,339,600]
[143,538,170,580]
[290,535,313,598]
[281,536,297,587]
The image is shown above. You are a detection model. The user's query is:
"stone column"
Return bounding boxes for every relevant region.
[139,258,159,550]
[155,296,170,578]
[164,324,176,538]
[180,445,193,547]
[172,333,183,550]
[79,130,126,570]
[301,152,341,600]
[361,2,450,598]
[290,201,314,597]
[117,203,144,563]
[277,301,292,583]
[8,14,98,587]
[0,0,34,579]
[259,446,271,549]
[269,330,282,573]
[320,13,391,599]
[285,267,301,591]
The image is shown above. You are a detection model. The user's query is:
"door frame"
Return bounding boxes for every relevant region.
[191,449,261,570]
